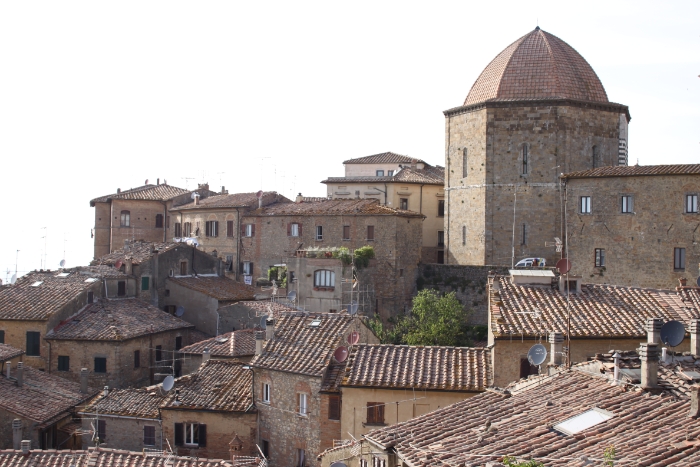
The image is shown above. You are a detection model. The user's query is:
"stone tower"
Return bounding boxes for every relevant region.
[445,27,630,266]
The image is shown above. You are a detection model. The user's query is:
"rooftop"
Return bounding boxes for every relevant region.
[168,276,256,302]
[90,183,189,206]
[179,329,256,358]
[563,164,700,179]
[46,298,194,341]
[490,276,699,338]
[342,345,491,391]
[343,152,425,165]
[91,241,182,266]
[246,198,424,218]
[0,344,24,362]
[323,165,445,186]
[172,191,289,211]
[83,386,163,419]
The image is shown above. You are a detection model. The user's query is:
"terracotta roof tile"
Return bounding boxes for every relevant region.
[0,447,232,466]
[180,329,256,357]
[227,301,298,314]
[91,241,182,266]
[343,152,425,165]
[46,298,194,341]
[342,345,491,391]
[90,184,190,206]
[563,164,700,179]
[465,28,609,106]
[84,387,163,419]
[246,199,424,218]
[168,276,256,302]
[323,166,445,186]
[172,191,290,211]
[0,344,24,362]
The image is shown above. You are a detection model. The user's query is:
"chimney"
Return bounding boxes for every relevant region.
[125,258,133,275]
[690,385,700,417]
[103,386,109,397]
[80,368,89,394]
[640,342,659,389]
[255,330,265,356]
[646,317,663,344]
[16,362,23,387]
[12,419,21,450]
[229,433,244,461]
[20,440,30,455]
[194,193,200,205]
[157,178,160,185]
[202,348,211,363]
[5,361,10,379]
[117,188,121,193]
[221,186,227,194]
[295,193,303,203]
[411,158,417,169]
[692,319,700,356]
[265,318,274,341]
[548,332,564,365]
[680,278,688,287]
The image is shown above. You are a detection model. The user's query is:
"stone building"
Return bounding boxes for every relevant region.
[249,312,379,467]
[0,267,133,370]
[562,164,700,289]
[215,300,298,336]
[0,343,23,368]
[322,152,446,263]
[445,27,630,267]
[45,298,195,388]
[178,328,256,375]
[91,181,220,259]
[487,271,700,387]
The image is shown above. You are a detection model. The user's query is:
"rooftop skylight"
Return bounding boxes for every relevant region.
[309,318,322,327]
[56,273,70,278]
[85,278,98,283]
[30,281,43,287]
[553,407,613,436]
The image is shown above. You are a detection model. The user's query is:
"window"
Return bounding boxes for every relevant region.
[400,198,408,210]
[387,170,394,176]
[289,223,301,237]
[155,214,164,228]
[180,261,187,275]
[174,222,182,237]
[117,281,126,296]
[372,458,386,467]
[520,358,538,378]
[580,196,591,214]
[242,224,254,237]
[88,291,94,304]
[521,224,527,245]
[462,225,466,246]
[144,426,156,446]
[225,255,234,272]
[120,210,130,227]
[366,225,375,241]
[315,225,323,241]
[437,231,445,247]
[553,407,613,436]
[242,261,253,275]
[134,350,140,368]
[97,420,106,443]
[175,336,182,351]
[366,402,385,425]
[94,357,107,373]
[399,268,404,277]
[521,144,529,175]
[360,461,368,467]
[462,148,468,178]
[675,247,686,271]
[621,195,633,213]
[298,393,308,416]
[438,200,445,217]
[328,395,341,420]
[592,145,600,168]
[155,345,162,362]
[205,221,219,237]
[296,449,306,467]
[686,194,699,214]
[262,383,270,403]
[175,423,207,447]
[314,270,335,287]
[342,225,350,240]
[227,220,234,237]
[437,251,445,264]
[376,170,384,176]
[57,356,70,371]
[595,248,605,267]
[183,222,192,237]
[261,440,270,458]
[0,330,4,344]
[26,331,40,356]
[141,276,149,291]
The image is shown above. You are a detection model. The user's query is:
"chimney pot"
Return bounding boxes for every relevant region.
[265,319,274,341]
[5,361,10,379]
[255,331,265,356]
[20,440,30,455]
[691,319,700,356]
[691,385,700,417]
[80,368,89,394]
[12,419,22,450]
[640,342,660,389]
[548,332,564,366]
[157,178,160,185]
[646,318,664,344]
[103,386,109,397]
[295,193,303,203]
[16,362,23,387]
[117,188,121,193]
[202,348,211,363]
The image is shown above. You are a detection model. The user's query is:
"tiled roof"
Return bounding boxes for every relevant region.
[323,165,445,186]
[342,345,491,391]
[160,360,253,412]
[168,276,256,302]
[0,367,97,424]
[343,152,425,165]
[246,199,424,218]
[0,447,233,467]
[90,184,189,206]
[172,191,289,211]
[250,312,357,376]
[228,300,298,314]
[490,276,699,338]
[83,387,163,419]
[465,28,609,106]
[91,241,181,266]
[563,164,700,179]
[76,265,129,279]
[0,344,24,362]
[364,369,700,466]
[0,270,101,321]
[46,298,194,341]
[180,329,256,357]
[320,362,346,393]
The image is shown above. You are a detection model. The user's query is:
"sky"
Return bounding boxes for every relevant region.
[0,0,698,280]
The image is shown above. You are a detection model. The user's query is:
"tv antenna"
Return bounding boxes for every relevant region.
[181,177,195,189]
[41,227,47,270]
[545,237,563,254]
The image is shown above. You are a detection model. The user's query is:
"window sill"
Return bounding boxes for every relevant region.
[674,269,686,273]
[362,422,386,427]
[296,414,309,419]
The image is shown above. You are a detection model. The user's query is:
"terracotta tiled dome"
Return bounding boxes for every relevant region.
[465,27,609,106]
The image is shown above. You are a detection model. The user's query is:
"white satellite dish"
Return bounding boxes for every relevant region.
[348,300,359,315]
[59,259,66,268]
[10,274,17,285]
[162,375,174,392]
[287,290,297,301]
[175,306,185,317]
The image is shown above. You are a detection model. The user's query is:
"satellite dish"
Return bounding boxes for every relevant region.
[527,343,548,366]
[59,259,66,268]
[114,259,123,269]
[334,346,348,363]
[349,300,359,315]
[556,258,572,274]
[175,306,185,317]
[331,463,348,467]
[10,274,17,285]
[162,375,174,392]
[660,320,686,347]
[260,315,268,329]
[145,179,149,185]
[347,331,360,345]
[256,190,263,199]
[287,290,297,301]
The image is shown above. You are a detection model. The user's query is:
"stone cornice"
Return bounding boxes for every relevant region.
[443,98,631,122]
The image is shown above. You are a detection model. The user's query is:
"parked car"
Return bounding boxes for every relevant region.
[515,257,546,268]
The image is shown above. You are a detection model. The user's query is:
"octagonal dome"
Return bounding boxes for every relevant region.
[464,27,609,106]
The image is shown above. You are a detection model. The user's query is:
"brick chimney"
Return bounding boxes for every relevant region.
[265,318,274,341]
[646,317,663,344]
[12,419,21,450]
[80,368,89,394]
[640,342,659,389]
[548,332,564,366]
[255,330,265,356]
[194,193,200,206]
[690,385,700,417]
[15,362,23,387]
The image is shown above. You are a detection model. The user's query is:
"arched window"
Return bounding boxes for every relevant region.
[521,144,529,175]
[462,148,468,178]
[592,145,600,168]
[120,210,130,227]
[155,214,164,228]
[314,270,335,287]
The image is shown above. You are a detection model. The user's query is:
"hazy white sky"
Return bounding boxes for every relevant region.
[1,0,698,279]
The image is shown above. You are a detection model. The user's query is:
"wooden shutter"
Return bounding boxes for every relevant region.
[227,220,234,237]
[241,223,246,236]
[251,224,255,237]
[329,395,340,420]
[343,225,350,239]
[198,424,207,447]
[205,221,211,237]
[239,261,244,274]
[298,223,302,236]
[174,423,183,446]
[287,223,291,236]
[98,420,106,441]
[367,225,374,240]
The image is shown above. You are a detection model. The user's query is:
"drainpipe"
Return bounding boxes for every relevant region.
[163,202,167,242]
[445,116,451,264]
[47,341,52,374]
[235,208,241,281]
[419,184,424,214]
[384,183,388,206]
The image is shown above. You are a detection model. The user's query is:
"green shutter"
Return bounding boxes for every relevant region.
[142,276,149,291]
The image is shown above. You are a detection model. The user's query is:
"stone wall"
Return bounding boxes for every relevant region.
[165,279,221,335]
[81,415,162,452]
[110,199,169,253]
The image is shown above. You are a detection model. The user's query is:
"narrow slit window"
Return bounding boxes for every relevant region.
[462,148,468,178]
[522,144,529,175]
